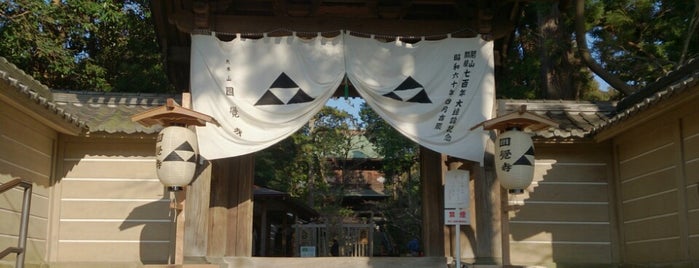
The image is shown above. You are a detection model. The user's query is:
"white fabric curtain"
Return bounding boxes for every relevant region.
[190,34,345,160]
[345,34,494,164]
[190,33,494,163]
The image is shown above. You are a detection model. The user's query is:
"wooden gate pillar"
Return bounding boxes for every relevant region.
[183,160,212,260]
[473,135,502,264]
[420,146,447,257]
[208,154,255,257]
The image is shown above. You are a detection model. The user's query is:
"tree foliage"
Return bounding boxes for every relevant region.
[498,0,698,99]
[498,1,600,100]
[359,102,422,251]
[359,102,418,184]
[255,106,362,213]
[255,102,424,250]
[0,0,172,92]
[588,0,699,88]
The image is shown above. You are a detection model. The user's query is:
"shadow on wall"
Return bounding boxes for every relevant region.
[119,192,175,265]
[56,138,177,264]
[508,158,613,266]
[117,159,209,264]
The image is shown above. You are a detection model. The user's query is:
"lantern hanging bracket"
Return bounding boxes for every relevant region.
[470,105,558,132]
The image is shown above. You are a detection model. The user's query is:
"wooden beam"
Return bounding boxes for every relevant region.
[472,105,559,132]
[171,12,481,37]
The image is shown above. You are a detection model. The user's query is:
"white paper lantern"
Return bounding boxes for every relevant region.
[494,129,535,194]
[155,126,199,191]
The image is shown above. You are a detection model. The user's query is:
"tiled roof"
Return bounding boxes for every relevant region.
[591,58,699,134]
[0,57,87,132]
[347,135,381,159]
[52,90,180,134]
[47,55,696,138]
[497,99,616,140]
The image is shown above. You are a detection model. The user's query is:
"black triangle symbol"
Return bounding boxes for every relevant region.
[186,155,197,163]
[287,89,315,104]
[406,89,432,103]
[163,151,185,162]
[395,76,423,91]
[255,90,285,105]
[513,155,532,166]
[175,142,194,152]
[270,73,299,88]
[524,146,535,156]
[382,92,403,101]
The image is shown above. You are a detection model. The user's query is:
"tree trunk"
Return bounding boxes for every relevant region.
[537,2,577,100]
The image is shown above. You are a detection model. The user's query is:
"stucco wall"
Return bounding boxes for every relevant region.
[508,142,616,266]
[50,135,174,265]
[614,97,699,264]
[0,100,56,266]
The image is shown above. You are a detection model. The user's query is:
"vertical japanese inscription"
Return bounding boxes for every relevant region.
[435,50,478,142]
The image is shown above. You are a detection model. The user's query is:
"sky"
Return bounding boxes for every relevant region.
[326,97,364,119]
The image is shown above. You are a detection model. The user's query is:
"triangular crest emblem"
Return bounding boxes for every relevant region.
[163,151,184,162]
[255,73,315,106]
[269,72,299,88]
[287,89,315,104]
[175,142,195,152]
[382,76,432,103]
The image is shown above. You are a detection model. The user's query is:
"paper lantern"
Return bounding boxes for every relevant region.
[494,129,534,194]
[155,126,199,191]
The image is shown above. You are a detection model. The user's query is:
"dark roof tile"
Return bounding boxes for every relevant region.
[52,90,180,134]
[592,58,699,134]
[497,100,616,139]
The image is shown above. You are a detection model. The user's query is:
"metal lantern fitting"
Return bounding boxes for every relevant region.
[156,126,199,192]
[472,105,558,195]
[494,128,534,194]
[132,96,218,192]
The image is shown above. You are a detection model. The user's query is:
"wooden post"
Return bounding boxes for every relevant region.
[208,158,230,257]
[420,146,446,257]
[184,160,211,259]
[473,135,503,264]
[208,154,255,258]
[500,186,510,265]
[173,190,186,264]
[260,201,268,256]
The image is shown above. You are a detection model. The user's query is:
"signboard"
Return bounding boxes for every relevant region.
[444,169,470,225]
[300,246,316,257]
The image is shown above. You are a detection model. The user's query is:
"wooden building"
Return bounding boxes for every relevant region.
[1,0,699,265]
[3,53,699,266]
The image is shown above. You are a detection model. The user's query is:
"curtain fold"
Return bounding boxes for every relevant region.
[345,34,494,164]
[190,33,494,163]
[190,34,346,159]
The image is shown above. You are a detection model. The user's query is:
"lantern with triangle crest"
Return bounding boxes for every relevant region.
[132,95,218,191]
[472,105,558,194]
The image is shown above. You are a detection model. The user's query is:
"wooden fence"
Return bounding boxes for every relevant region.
[293,223,375,257]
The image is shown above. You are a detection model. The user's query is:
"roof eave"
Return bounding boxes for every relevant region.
[593,87,699,142]
[0,87,85,136]
[0,59,86,136]
[592,71,699,142]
